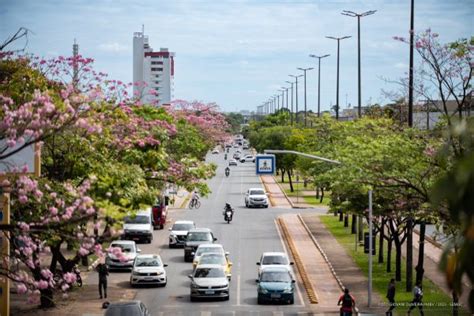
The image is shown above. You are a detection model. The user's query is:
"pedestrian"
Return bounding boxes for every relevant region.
[96,258,109,299]
[386,278,396,316]
[337,288,355,316]
[407,280,424,315]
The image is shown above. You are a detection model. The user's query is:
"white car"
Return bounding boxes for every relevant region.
[228,159,238,166]
[189,264,230,301]
[106,240,141,270]
[240,155,255,163]
[122,209,153,243]
[257,252,294,279]
[212,149,219,154]
[192,244,227,270]
[130,254,168,287]
[169,220,196,248]
[245,188,269,208]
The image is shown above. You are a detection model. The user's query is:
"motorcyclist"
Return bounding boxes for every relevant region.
[225,167,230,177]
[223,203,234,221]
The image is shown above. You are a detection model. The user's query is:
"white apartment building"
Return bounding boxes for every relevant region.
[133,29,175,106]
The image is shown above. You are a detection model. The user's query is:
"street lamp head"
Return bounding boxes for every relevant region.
[310,54,330,59]
[285,80,293,84]
[341,9,376,17]
[297,67,314,72]
[326,35,351,41]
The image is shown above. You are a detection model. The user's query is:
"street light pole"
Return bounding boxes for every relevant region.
[309,54,330,117]
[289,74,303,124]
[342,10,376,118]
[286,80,295,125]
[297,67,314,127]
[326,35,351,120]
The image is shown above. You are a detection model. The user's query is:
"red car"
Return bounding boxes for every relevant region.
[152,195,169,229]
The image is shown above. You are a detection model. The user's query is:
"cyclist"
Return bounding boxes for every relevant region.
[191,191,200,206]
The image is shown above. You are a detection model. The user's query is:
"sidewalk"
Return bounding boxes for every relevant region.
[259,175,291,208]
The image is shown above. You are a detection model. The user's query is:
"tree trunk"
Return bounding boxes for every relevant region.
[378,217,385,263]
[395,240,402,281]
[320,187,324,203]
[339,210,343,222]
[351,214,357,234]
[316,187,320,199]
[281,169,285,183]
[303,179,307,188]
[406,217,413,292]
[415,221,426,284]
[358,215,364,242]
[288,169,294,192]
[387,237,393,273]
[40,288,55,308]
[344,214,349,227]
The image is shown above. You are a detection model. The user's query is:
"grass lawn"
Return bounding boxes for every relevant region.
[320,215,469,316]
[275,173,331,206]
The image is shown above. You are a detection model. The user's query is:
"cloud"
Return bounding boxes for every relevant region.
[98,42,129,53]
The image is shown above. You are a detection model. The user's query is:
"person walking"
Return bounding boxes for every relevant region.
[337,288,355,316]
[386,278,396,316]
[407,280,424,315]
[96,259,109,299]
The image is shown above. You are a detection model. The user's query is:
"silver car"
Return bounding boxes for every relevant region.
[106,240,141,270]
[189,264,230,301]
[245,188,269,208]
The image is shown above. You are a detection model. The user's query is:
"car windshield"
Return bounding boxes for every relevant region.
[194,267,225,278]
[196,247,223,256]
[200,255,226,265]
[172,223,194,231]
[134,257,161,267]
[187,232,212,242]
[112,244,134,253]
[124,215,150,224]
[260,271,291,283]
[105,304,141,316]
[262,255,288,265]
[250,190,265,195]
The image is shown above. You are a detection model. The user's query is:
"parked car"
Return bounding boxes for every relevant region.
[240,155,255,163]
[192,244,227,270]
[257,266,295,304]
[228,159,238,166]
[245,188,269,208]
[243,144,249,150]
[104,300,150,316]
[233,153,241,160]
[195,253,232,280]
[184,228,217,262]
[169,220,196,248]
[122,209,153,243]
[106,240,141,270]
[130,254,167,287]
[225,143,232,148]
[257,252,294,278]
[189,264,230,301]
[212,149,219,154]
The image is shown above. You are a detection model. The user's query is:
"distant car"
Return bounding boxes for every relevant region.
[184,228,217,262]
[233,144,239,148]
[233,153,241,160]
[169,220,196,248]
[240,155,255,163]
[257,252,294,278]
[225,143,232,148]
[228,159,238,166]
[195,253,232,280]
[192,244,227,270]
[106,240,141,270]
[245,188,269,208]
[104,300,151,316]
[212,149,219,154]
[243,145,249,150]
[257,266,295,305]
[189,264,230,301]
[130,254,167,287]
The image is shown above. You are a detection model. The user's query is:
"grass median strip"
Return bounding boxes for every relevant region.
[320,215,470,315]
[277,217,319,304]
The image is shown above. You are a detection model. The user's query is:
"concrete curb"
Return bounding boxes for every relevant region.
[298,214,360,315]
[179,192,192,209]
[259,176,275,207]
[271,176,299,209]
[277,217,319,304]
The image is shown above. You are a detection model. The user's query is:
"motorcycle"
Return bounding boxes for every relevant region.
[224,153,227,160]
[225,167,230,177]
[223,203,234,224]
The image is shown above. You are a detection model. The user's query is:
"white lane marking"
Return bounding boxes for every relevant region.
[274,218,306,307]
[236,274,241,306]
[273,312,284,316]
[201,312,211,316]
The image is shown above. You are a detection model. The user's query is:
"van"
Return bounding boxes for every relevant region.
[122,208,154,243]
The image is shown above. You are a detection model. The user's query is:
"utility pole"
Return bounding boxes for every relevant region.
[341,10,376,118]
[286,81,295,125]
[297,67,314,127]
[289,74,303,124]
[326,35,351,120]
[309,54,330,117]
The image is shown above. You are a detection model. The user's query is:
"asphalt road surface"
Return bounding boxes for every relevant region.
[99,149,317,316]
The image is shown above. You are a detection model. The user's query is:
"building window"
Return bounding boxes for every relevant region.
[151,67,163,71]
[151,61,163,65]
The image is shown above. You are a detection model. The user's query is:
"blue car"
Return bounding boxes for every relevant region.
[257,266,295,304]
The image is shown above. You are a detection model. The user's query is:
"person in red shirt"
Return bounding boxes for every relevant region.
[337,288,356,316]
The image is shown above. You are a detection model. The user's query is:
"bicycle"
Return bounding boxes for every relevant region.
[189,197,201,209]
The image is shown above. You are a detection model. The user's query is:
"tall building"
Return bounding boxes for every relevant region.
[133,28,175,106]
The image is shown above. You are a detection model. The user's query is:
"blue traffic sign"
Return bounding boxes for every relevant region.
[255,154,275,175]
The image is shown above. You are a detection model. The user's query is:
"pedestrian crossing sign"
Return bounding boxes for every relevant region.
[256,154,275,175]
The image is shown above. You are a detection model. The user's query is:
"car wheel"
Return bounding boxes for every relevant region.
[169,243,173,248]
[224,295,230,301]
[190,296,197,302]
[265,205,269,208]
[160,224,164,229]
[289,296,294,304]
[257,295,264,305]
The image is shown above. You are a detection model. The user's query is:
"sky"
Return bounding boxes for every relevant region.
[1,0,473,113]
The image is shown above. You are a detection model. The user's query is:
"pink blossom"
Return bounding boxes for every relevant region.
[37,280,49,290]
[16,283,28,294]
[63,272,77,284]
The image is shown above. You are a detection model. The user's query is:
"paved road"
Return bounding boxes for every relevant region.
[94,149,318,315]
